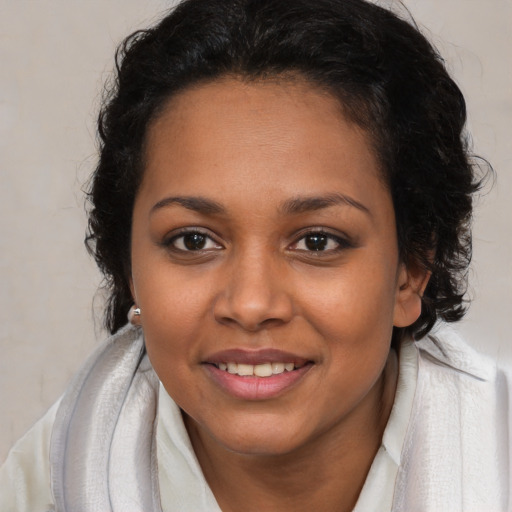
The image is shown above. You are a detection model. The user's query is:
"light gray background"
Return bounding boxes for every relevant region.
[1,0,511,461]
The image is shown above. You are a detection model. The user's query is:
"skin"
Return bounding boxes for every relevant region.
[130,77,428,511]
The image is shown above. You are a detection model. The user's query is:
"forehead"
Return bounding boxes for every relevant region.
[140,77,388,215]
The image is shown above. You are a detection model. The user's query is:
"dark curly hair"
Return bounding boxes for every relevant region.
[86,0,483,342]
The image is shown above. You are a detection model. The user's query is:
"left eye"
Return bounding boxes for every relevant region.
[170,232,221,251]
[292,232,344,252]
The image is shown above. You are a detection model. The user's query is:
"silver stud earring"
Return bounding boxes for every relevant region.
[128,305,142,326]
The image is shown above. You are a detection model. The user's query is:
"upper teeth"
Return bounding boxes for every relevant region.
[218,362,295,377]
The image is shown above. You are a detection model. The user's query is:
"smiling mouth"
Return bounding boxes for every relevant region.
[213,361,305,377]
[204,356,313,399]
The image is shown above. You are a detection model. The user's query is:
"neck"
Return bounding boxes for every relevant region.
[187,350,398,512]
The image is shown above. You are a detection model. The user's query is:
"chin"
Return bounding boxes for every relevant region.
[188,412,311,457]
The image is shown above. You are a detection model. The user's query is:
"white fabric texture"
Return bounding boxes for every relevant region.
[353,338,418,512]
[394,325,511,511]
[49,325,161,511]
[0,401,58,512]
[0,324,510,511]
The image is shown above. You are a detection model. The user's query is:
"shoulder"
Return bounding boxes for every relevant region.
[413,323,511,425]
[415,322,509,382]
[394,324,511,510]
[0,399,59,512]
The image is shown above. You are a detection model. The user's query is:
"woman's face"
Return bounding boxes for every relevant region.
[130,78,422,456]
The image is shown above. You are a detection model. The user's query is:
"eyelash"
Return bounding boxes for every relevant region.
[162,228,352,255]
[163,228,222,253]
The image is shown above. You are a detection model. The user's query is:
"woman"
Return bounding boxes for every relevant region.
[1,0,510,510]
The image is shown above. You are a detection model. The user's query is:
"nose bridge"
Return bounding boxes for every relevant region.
[214,243,293,330]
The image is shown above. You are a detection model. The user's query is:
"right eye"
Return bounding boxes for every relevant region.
[166,230,222,252]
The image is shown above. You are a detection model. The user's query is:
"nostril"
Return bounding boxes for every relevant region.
[212,261,294,330]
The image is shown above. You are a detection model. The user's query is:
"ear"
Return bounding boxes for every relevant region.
[393,261,431,328]
[127,277,143,326]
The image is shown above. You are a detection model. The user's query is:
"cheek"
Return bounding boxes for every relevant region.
[140,290,208,407]
[299,263,398,339]
[141,292,205,351]
[134,267,226,381]
[134,254,213,322]
[133,270,196,344]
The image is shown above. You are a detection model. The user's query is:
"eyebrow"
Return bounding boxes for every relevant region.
[280,193,370,216]
[150,192,370,217]
[150,196,226,215]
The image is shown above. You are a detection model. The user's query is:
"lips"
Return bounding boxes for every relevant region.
[203,348,314,400]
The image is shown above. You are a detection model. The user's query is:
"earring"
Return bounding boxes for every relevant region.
[128,305,142,326]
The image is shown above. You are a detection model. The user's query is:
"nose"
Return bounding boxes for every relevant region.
[213,251,294,332]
